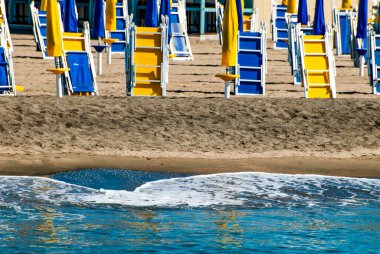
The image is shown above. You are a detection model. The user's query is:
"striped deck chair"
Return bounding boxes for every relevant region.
[298,26,337,99]
[59,22,98,96]
[271,1,288,49]
[368,28,380,94]
[234,23,267,95]
[0,22,16,96]
[104,0,128,56]
[170,0,193,61]
[333,8,356,56]
[125,17,169,96]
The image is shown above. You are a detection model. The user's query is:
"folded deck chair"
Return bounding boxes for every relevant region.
[215,0,224,45]
[170,0,193,61]
[104,0,128,55]
[234,23,267,95]
[30,2,51,59]
[298,26,337,99]
[288,23,313,85]
[59,22,98,96]
[126,17,169,96]
[333,8,356,55]
[0,0,12,53]
[0,23,16,96]
[271,1,288,49]
[368,28,380,94]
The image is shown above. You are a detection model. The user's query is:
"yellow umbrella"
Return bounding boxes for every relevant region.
[222,0,239,67]
[46,0,62,57]
[40,0,48,11]
[341,0,352,9]
[282,0,288,5]
[106,0,117,31]
[287,0,297,13]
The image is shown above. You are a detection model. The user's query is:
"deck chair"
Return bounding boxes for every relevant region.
[125,17,169,96]
[271,0,288,49]
[368,28,380,94]
[288,23,313,85]
[215,0,224,45]
[298,26,337,99]
[59,22,98,96]
[234,23,267,95]
[333,8,356,55]
[0,0,12,52]
[170,0,193,61]
[30,1,52,59]
[0,22,16,96]
[243,9,259,33]
[104,0,128,55]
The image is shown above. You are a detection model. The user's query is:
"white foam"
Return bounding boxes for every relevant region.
[0,173,379,209]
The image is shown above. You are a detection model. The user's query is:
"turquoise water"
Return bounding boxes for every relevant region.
[0,169,379,253]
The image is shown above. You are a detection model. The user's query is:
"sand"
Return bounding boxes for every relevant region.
[0,34,379,177]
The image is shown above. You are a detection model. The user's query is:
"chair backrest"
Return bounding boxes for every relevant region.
[105,0,128,53]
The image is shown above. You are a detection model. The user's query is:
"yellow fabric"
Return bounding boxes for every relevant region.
[286,0,297,13]
[46,0,62,57]
[282,0,288,5]
[222,0,238,67]
[341,0,352,9]
[40,0,48,11]
[106,0,117,31]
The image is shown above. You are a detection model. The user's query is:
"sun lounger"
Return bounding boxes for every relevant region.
[333,8,356,56]
[368,28,380,94]
[271,1,288,49]
[58,22,98,96]
[104,0,128,55]
[0,0,12,53]
[30,1,52,59]
[234,23,267,95]
[215,1,224,45]
[125,17,169,96]
[298,25,337,99]
[0,22,16,96]
[170,0,193,61]
[288,23,313,85]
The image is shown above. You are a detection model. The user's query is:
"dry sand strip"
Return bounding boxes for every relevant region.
[0,97,379,177]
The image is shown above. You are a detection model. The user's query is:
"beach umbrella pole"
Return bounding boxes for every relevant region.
[55,57,63,98]
[107,45,112,64]
[98,37,103,75]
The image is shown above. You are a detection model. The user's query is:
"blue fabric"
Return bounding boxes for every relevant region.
[64,0,78,32]
[145,0,158,27]
[160,0,172,42]
[58,0,65,23]
[313,0,325,35]
[236,0,244,32]
[0,48,8,88]
[67,52,94,93]
[357,0,368,39]
[297,0,308,25]
[92,0,105,37]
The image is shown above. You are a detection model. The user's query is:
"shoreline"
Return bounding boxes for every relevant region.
[0,153,379,178]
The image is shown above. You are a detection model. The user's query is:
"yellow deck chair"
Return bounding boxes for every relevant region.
[59,22,99,96]
[298,26,337,99]
[126,17,169,97]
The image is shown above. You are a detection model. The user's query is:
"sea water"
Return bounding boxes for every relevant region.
[0,169,379,253]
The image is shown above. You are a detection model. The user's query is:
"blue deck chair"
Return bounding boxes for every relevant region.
[169,0,193,61]
[368,29,380,94]
[104,0,128,54]
[0,24,16,96]
[333,8,356,55]
[30,2,52,59]
[271,1,288,49]
[60,22,98,95]
[234,23,267,95]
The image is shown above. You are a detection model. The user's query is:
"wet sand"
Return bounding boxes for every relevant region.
[0,34,378,177]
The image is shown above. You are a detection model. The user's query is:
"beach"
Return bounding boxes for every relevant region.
[1,34,379,177]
